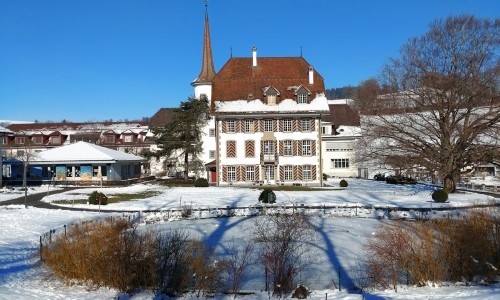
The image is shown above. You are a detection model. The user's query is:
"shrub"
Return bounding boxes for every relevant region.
[339,179,348,187]
[432,189,448,203]
[88,191,108,205]
[258,188,276,204]
[385,175,417,185]
[322,173,328,181]
[42,218,157,293]
[194,178,209,187]
[364,212,499,289]
[373,173,385,181]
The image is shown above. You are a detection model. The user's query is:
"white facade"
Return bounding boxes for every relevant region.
[212,95,329,186]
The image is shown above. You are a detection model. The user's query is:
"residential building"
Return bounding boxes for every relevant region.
[321,99,362,178]
[189,8,329,186]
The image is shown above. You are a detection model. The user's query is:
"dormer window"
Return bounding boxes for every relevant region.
[262,86,280,105]
[295,85,311,104]
[297,93,308,104]
[267,94,277,105]
[51,136,61,145]
[15,137,25,144]
[32,136,43,144]
[104,135,115,144]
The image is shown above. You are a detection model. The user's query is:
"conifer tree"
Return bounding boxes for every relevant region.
[153,97,209,180]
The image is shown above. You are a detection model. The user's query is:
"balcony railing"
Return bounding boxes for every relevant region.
[263,154,275,162]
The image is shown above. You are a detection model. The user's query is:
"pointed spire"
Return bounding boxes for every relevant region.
[193,2,215,84]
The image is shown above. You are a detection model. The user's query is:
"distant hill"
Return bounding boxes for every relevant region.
[325,86,357,100]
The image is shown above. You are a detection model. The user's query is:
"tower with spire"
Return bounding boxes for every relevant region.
[192,2,216,104]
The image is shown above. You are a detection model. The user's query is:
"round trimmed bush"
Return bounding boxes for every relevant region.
[339,179,348,188]
[258,188,276,204]
[88,191,108,205]
[432,189,448,203]
[194,178,209,187]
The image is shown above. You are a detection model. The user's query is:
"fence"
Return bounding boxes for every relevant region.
[458,182,500,193]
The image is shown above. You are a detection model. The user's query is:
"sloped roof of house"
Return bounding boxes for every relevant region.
[30,141,145,164]
[149,108,176,127]
[327,104,360,126]
[7,122,149,132]
[211,57,325,105]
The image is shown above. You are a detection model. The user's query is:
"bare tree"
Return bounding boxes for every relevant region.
[252,213,316,297]
[357,15,500,192]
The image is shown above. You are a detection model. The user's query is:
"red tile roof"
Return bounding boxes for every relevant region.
[149,108,176,127]
[327,104,360,126]
[211,57,325,107]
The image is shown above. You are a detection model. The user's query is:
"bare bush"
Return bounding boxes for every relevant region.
[223,241,256,295]
[253,213,316,297]
[155,230,192,296]
[187,240,227,298]
[364,212,500,289]
[43,218,157,293]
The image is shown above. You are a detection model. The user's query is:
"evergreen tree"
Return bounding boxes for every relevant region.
[153,97,209,180]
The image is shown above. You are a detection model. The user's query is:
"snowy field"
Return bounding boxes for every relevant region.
[40,179,499,211]
[0,179,499,299]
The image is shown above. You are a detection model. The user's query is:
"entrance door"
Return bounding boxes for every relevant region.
[210,167,217,183]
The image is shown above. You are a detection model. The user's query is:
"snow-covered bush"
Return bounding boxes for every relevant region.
[88,191,108,205]
[194,178,209,187]
[258,188,276,203]
[432,189,448,203]
[339,179,348,187]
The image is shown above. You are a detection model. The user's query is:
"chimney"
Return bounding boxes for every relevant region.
[308,66,314,85]
[252,46,257,67]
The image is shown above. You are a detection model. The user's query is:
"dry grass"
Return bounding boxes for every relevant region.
[364,211,500,290]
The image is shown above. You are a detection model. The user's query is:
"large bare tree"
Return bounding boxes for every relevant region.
[357,15,499,193]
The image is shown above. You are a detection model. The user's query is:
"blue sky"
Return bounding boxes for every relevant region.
[1,0,498,122]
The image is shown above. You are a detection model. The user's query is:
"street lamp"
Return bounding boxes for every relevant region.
[0,125,13,189]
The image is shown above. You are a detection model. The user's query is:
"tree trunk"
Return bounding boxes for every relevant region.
[184,151,189,180]
[443,172,458,193]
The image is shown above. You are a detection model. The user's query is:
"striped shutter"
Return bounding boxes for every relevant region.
[293,140,299,156]
[240,165,247,181]
[311,140,316,156]
[279,140,284,156]
[297,165,303,181]
[312,165,317,180]
[293,119,300,132]
[236,166,242,182]
[222,167,228,182]
[274,141,278,162]
[278,119,283,132]
[256,120,263,132]
[311,119,316,131]
[221,120,227,133]
[255,165,260,181]
[226,141,236,158]
[245,140,255,157]
[236,120,242,133]
[279,166,284,181]
[272,120,277,132]
[260,140,264,160]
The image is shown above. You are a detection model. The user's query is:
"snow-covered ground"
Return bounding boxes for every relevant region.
[41,179,499,211]
[0,179,499,299]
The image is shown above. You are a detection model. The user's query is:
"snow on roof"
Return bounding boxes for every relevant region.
[0,125,14,135]
[31,141,145,163]
[214,94,329,114]
[335,125,362,137]
[328,99,354,105]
